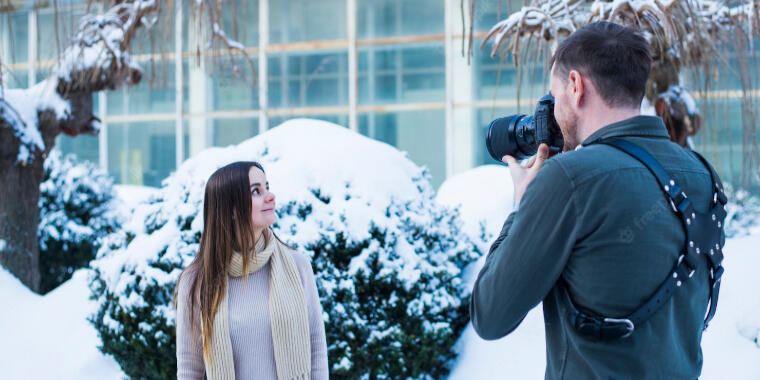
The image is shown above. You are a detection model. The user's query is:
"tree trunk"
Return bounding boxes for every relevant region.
[0,95,92,292]
[0,154,45,292]
[0,0,159,293]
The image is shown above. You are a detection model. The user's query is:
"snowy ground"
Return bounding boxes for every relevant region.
[0,268,124,379]
[1,165,758,379]
[0,184,159,380]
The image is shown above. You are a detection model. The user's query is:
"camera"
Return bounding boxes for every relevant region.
[485,94,564,161]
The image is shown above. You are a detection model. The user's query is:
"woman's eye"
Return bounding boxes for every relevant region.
[252,188,260,195]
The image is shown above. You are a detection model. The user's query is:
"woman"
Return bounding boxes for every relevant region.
[175,161,328,380]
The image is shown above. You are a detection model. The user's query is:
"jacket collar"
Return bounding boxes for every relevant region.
[581,115,670,147]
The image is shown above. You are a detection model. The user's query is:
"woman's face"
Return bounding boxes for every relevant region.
[248,166,277,230]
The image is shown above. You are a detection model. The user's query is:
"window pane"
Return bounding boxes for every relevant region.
[4,70,28,88]
[183,120,190,160]
[182,59,190,112]
[131,12,173,55]
[357,0,444,39]
[694,98,760,192]
[212,118,259,147]
[221,0,259,48]
[55,133,99,165]
[269,0,345,43]
[6,11,28,63]
[473,43,550,106]
[107,122,176,187]
[212,57,259,111]
[106,60,176,115]
[38,8,85,62]
[269,114,348,129]
[359,110,446,188]
[358,43,445,105]
[268,51,348,109]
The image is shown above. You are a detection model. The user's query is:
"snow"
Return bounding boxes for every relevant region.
[660,85,700,116]
[0,267,124,379]
[700,233,760,379]
[113,184,159,213]
[0,239,6,251]
[212,22,245,51]
[444,165,760,379]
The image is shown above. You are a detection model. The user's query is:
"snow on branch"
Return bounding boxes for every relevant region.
[0,0,159,165]
[481,0,759,62]
[54,0,160,94]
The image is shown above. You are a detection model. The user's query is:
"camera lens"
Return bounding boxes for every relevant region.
[486,115,535,161]
[485,94,562,162]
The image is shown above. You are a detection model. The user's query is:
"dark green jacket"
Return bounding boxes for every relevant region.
[470,116,723,379]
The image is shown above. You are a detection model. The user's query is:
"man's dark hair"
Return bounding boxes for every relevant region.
[551,21,652,109]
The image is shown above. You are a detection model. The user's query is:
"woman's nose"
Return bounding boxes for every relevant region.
[265,191,275,203]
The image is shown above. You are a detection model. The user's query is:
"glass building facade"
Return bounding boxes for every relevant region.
[1,0,757,192]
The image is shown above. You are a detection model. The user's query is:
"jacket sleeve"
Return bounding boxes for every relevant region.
[176,273,206,380]
[470,159,579,340]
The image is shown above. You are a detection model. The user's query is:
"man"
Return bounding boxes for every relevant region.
[470,21,726,379]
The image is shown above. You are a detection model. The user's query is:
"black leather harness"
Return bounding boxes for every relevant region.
[559,138,727,340]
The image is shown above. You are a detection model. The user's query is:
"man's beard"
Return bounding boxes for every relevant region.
[559,113,580,151]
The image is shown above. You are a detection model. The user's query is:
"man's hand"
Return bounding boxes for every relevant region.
[503,143,550,205]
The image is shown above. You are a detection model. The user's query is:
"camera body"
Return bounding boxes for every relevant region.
[486,94,564,161]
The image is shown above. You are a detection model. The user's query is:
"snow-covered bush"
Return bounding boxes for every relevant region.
[88,120,482,379]
[38,151,121,294]
[723,184,760,238]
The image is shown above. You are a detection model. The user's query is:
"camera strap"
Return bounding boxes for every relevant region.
[559,137,727,340]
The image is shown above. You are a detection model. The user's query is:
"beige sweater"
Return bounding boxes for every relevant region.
[176,250,329,379]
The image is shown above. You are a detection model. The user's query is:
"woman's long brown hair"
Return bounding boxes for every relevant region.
[173,161,270,362]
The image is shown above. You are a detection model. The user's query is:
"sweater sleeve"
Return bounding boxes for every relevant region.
[175,272,206,380]
[294,252,329,380]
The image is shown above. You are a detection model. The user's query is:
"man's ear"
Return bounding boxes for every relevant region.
[568,70,585,107]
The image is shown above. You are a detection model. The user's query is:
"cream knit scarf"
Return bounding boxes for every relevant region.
[204,229,311,380]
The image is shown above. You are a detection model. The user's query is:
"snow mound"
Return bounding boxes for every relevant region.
[436,165,546,379]
[90,118,479,378]
[436,165,515,242]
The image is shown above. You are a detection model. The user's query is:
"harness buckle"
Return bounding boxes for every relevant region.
[678,254,697,278]
[668,198,678,213]
[603,318,635,339]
